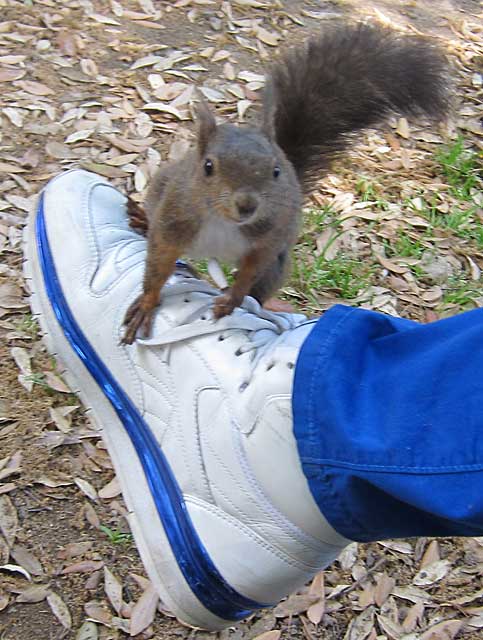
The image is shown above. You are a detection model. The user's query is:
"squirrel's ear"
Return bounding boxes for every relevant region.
[195,99,217,154]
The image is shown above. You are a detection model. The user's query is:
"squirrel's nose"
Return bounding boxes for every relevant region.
[234,192,259,218]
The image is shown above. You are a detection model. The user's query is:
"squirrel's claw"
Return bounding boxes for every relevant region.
[126,197,149,235]
[121,295,156,344]
[213,291,242,319]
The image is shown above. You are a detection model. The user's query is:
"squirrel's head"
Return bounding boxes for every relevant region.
[193,101,300,228]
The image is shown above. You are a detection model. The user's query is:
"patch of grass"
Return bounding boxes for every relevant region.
[384,231,425,260]
[355,179,390,210]
[16,313,40,338]
[293,252,372,300]
[302,205,341,237]
[25,372,50,389]
[424,203,483,249]
[442,275,482,310]
[436,137,481,200]
[100,525,133,545]
[193,259,234,286]
[409,263,426,279]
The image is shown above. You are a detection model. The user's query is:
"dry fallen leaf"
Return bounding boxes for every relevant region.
[17,80,54,96]
[251,632,281,640]
[75,478,98,501]
[421,540,440,568]
[402,601,425,633]
[0,494,18,546]
[129,583,159,636]
[307,598,325,625]
[84,601,112,625]
[273,593,319,617]
[76,621,99,640]
[0,563,31,580]
[16,584,50,603]
[377,612,404,639]
[98,476,121,499]
[344,605,375,640]
[47,591,72,629]
[0,67,26,82]
[104,566,123,615]
[392,585,433,605]
[374,573,396,608]
[11,545,43,576]
[43,371,71,393]
[420,619,463,640]
[413,560,451,587]
[61,560,104,574]
[58,541,93,560]
[396,117,410,139]
[10,346,33,392]
[255,26,281,47]
[84,503,100,529]
[0,535,9,564]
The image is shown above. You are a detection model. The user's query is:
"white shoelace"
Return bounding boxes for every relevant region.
[137,270,308,373]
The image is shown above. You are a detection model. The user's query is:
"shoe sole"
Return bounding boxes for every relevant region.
[23,189,254,631]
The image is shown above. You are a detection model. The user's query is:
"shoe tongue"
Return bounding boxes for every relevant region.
[207,258,228,289]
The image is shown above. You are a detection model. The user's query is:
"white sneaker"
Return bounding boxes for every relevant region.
[23,170,349,630]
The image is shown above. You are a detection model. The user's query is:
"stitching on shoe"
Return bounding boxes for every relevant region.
[142,410,170,445]
[188,340,256,434]
[135,363,172,402]
[202,411,328,556]
[185,495,321,571]
[230,407,336,552]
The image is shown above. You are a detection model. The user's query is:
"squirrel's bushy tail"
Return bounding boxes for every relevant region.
[264,23,451,192]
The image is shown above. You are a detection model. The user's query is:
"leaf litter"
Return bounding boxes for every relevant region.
[0,0,481,639]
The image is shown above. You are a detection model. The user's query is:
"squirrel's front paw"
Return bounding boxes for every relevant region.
[213,291,242,319]
[121,295,156,344]
[126,197,148,235]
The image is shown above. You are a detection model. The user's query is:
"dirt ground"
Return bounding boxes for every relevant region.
[0,0,482,639]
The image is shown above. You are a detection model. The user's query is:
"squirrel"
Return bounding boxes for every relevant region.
[122,22,450,344]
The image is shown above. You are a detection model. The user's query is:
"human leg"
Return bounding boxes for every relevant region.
[294,304,483,541]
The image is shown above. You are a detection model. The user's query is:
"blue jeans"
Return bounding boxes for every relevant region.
[293,305,483,541]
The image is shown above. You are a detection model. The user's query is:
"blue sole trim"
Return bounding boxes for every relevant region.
[35,193,271,621]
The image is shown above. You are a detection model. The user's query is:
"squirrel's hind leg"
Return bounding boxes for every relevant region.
[249,249,290,304]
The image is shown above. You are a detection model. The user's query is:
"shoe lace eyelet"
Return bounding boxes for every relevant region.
[183,298,190,303]
[201,315,206,320]
[287,362,294,370]
[239,381,249,392]
[218,335,225,341]
[235,348,243,356]
[266,362,275,371]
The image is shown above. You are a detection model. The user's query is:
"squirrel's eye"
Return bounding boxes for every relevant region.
[204,159,214,176]
[273,166,281,179]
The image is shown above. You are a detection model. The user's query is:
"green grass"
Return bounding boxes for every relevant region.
[25,372,51,389]
[405,139,483,251]
[99,525,133,545]
[384,231,425,260]
[442,275,482,309]
[302,206,341,237]
[423,203,483,249]
[194,258,234,285]
[436,137,481,200]
[292,206,376,302]
[293,252,372,300]
[355,179,390,210]
[16,313,40,339]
